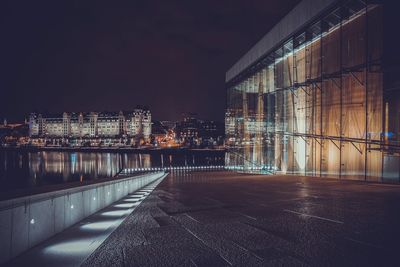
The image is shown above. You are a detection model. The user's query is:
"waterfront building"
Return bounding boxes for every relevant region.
[160,121,176,130]
[176,113,200,144]
[29,109,151,145]
[225,0,400,181]
[225,109,236,139]
[175,113,224,147]
[199,120,224,147]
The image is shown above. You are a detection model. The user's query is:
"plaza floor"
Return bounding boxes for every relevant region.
[6,180,163,267]
[82,171,400,266]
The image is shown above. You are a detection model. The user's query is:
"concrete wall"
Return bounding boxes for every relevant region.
[0,171,166,264]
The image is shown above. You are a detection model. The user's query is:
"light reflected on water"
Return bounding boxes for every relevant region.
[0,150,224,193]
[28,152,127,181]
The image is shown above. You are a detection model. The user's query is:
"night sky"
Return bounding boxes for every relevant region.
[1,0,299,122]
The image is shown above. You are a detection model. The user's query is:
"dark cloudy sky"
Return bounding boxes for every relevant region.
[0,0,299,122]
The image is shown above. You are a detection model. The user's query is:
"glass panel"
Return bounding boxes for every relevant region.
[306,138,321,176]
[382,153,400,182]
[322,79,341,137]
[293,136,306,175]
[367,4,382,63]
[342,0,366,68]
[341,141,365,180]
[366,144,382,182]
[306,22,322,80]
[225,1,387,181]
[342,72,366,139]
[322,8,341,75]
[321,139,340,178]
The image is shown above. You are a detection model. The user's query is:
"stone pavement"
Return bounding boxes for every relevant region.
[83,171,400,266]
[6,179,163,267]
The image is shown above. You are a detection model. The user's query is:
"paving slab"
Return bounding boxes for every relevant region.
[5,179,164,267]
[83,171,400,266]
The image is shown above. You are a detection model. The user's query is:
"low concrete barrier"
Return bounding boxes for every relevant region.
[0,171,166,264]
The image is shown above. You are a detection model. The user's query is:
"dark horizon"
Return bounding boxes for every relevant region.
[0,0,299,123]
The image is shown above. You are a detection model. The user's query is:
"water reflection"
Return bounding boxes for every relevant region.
[27,152,123,183]
[0,150,224,193]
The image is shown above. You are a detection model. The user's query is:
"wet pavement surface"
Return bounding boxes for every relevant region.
[83,171,400,266]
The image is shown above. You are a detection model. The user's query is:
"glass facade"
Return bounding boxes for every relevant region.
[225,0,400,182]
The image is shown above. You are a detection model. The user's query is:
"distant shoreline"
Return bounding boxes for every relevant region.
[0,146,226,154]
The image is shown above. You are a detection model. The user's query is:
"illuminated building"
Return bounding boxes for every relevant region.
[176,113,200,144]
[225,109,236,138]
[225,0,400,181]
[29,109,151,143]
[175,113,224,147]
[199,120,224,147]
[160,121,176,130]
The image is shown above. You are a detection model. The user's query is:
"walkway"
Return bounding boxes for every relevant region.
[82,171,400,266]
[7,179,164,267]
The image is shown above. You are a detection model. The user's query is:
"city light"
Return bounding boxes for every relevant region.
[0,0,397,265]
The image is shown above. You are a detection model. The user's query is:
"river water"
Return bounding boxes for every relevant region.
[0,150,224,193]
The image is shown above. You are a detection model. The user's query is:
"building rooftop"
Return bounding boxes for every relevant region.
[29,109,151,120]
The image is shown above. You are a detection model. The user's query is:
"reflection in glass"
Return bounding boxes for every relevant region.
[225,1,400,181]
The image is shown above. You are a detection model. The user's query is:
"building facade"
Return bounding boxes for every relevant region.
[176,113,200,144]
[225,0,400,182]
[29,109,151,143]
